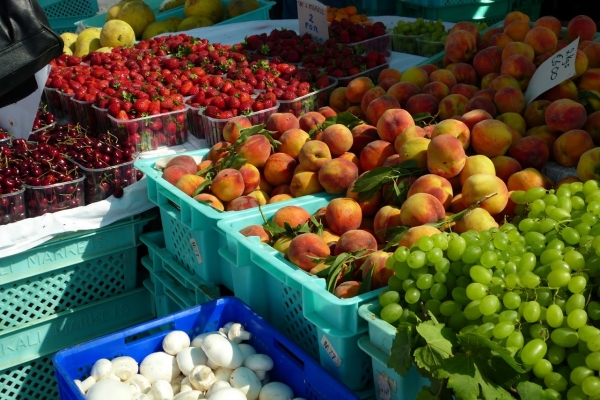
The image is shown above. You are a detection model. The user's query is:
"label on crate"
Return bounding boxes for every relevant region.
[297,0,329,44]
[377,372,392,400]
[320,335,342,367]
[525,37,579,105]
[189,238,203,263]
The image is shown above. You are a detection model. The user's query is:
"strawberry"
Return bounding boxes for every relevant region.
[315,75,330,89]
[252,101,265,112]
[281,92,296,101]
[164,121,177,135]
[148,100,161,115]
[226,96,240,110]
[161,98,175,110]
[204,106,220,118]
[133,98,151,114]
[149,119,163,131]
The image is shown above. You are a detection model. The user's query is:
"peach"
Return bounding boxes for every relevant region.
[360,140,396,171]
[334,229,378,263]
[298,112,326,133]
[290,171,324,197]
[273,205,311,228]
[541,78,579,101]
[360,86,387,115]
[166,155,198,174]
[207,141,231,162]
[430,118,470,149]
[508,136,550,170]
[338,151,361,171]
[288,233,331,272]
[350,124,379,154]
[459,155,495,186]
[438,94,469,120]
[175,174,206,197]
[196,160,213,173]
[259,176,273,194]
[504,10,530,28]
[361,251,393,289]
[400,192,445,227]
[496,112,526,136]
[494,86,525,115]
[567,15,597,41]
[427,134,466,179]
[556,176,581,188]
[333,281,361,299]
[445,30,477,63]
[488,33,513,49]
[349,103,367,118]
[578,68,600,92]
[504,21,530,42]
[449,193,466,213]
[239,163,261,195]
[162,165,190,186]
[404,94,440,117]
[523,100,551,129]
[376,108,415,143]
[320,124,353,156]
[383,154,401,167]
[346,178,383,217]
[422,81,450,102]
[400,66,429,89]
[226,195,259,211]
[247,190,269,205]
[500,54,537,91]
[534,16,561,36]
[481,73,500,89]
[211,168,245,202]
[507,168,547,191]
[269,194,293,203]
[407,174,453,209]
[577,147,600,181]
[298,140,332,171]
[429,69,457,89]
[464,96,497,117]
[329,87,353,111]
[553,129,595,167]
[525,26,558,56]
[236,134,271,168]
[473,88,496,101]
[446,63,478,85]
[573,49,589,80]
[378,68,403,84]
[479,27,504,48]
[454,208,499,233]
[394,126,428,152]
[461,174,508,215]
[273,235,292,256]
[193,193,224,211]
[239,224,270,243]
[471,119,513,157]
[450,83,479,99]
[473,46,503,78]
[461,109,493,131]
[373,205,403,243]
[420,63,439,75]
[346,76,375,104]
[584,43,600,68]
[263,153,297,186]
[325,198,362,235]
[545,99,587,133]
[318,106,337,118]
[525,125,556,152]
[584,110,600,144]
[318,158,359,195]
[279,128,310,159]
[501,42,535,63]
[386,82,420,109]
[489,74,521,92]
[223,116,252,143]
[397,137,431,169]
[365,95,401,126]
[271,185,292,197]
[398,225,442,249]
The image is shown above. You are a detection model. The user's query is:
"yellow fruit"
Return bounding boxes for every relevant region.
[159,0,185,11]
[63,45,73,55]
[74,28,102,57]
[226,0,258,19]
[184,0,224,24]
[117,1,156,39]
[95,47,114,53]
[60,32,78,52]
[106,1,136,21]
[165,17,184,30]
[100,19,136,48]
[142,21,174,40]
[177,16,213,31]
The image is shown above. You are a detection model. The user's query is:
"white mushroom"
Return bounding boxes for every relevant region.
[112,356,139,381]
[244,354,274,380]
[238,344,257,362]
[191,332,219,348]
[179,377,193,393]
[163,331,192,356]
[206,380,231,397]
[213,367,233,382]
[140,352,181,383]
[206,358,221,370]
[127,374,152,394]
[229,367,262,400]
[218,322,235,336]
[173,390,205,400]
[172,374,185,395]
[176,347,208,376]
[261,373,271,386]
[132,393,151,400]
[259,382,294,400]
[107,373,123,381]
[227,323,251,344]
[85,379,133,400]
[147,379,174,400]
[206,387,247,400]
[200,334,243,369]
[189,365,215,391]
[90,359,113,381]
[75,376,96,394]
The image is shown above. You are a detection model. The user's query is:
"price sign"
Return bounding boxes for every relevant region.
[297,0,329,44]
[525,37,579,105]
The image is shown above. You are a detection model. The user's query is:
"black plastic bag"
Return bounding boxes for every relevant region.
[0,0,63,107]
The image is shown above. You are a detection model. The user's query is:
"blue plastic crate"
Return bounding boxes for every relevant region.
[53,297,361,400]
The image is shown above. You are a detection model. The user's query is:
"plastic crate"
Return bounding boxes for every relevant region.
[0,189,26,226]
[391,33,420,55]
[349,33,392,55]
[512,0,543,21]
[40,0,99,34]
[23,175,85,217]
[345,0,397,16]
[396,0,512,25]
[330,62,389,87]
[277,80,337,117]
[417,34,446,58]
[54,297,361,400]
[185,104,206,140]
[215,195,382,392]
[77,0,275,30]
[69,159,138,204]
[0,137,10,146]
[0,354,59,399]
[91,104,111,135]
[357,303,431,400]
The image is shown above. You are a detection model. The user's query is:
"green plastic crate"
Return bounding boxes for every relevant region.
[77,0,275,30]
[0,354,58,400]
[396,0,511,25]
[40,0,99,34]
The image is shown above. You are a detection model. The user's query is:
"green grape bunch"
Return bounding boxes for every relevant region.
[392,18,447,55]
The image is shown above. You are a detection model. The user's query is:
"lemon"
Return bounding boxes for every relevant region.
[63,45,73,55]
[142,21,174,40]
[165,17,184,30]
[100,19,136,47]
[159,0,185,12]
[60,32,78,52]
[177,16,213,31]
[74,28,102,57]
[117,1,156,39]
[226,0,259,19]
[184,0,224,24]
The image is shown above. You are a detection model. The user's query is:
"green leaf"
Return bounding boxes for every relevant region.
[320,111,364,131]
[351,160,426,203]
[415,389,441,400]
[325,254,348,293]
[194,198,223,212]
[195,165,213,177]
[516,382,554,400]
[262,221,286,237]
[388,322,416,377]
[413,320,456,378]
[358,260,374,295]
[191,179,212,197]
[458,332,524,374]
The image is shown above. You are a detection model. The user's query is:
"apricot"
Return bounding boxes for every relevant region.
[397,137,430,169]
[461,109,493,131]
[422,81,450,102]
[360,86,387,115]
[272,205,311,228]
[454,208,499,233]
[400,66,429,89]
[472,46,503,79]
[491,156,522,184]
[567,15,597,41]
[438,93,469,120]
[459,155,495,186]
[334,229,378,264]
[334,281,361,299]
[523,100,551,129]
[445,30,477,63]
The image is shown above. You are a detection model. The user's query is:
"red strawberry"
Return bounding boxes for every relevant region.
[149,119,163,131]
[164,121,177,135]
[133,98,151,114]
[149,100,161,115]
[161,98,175,110]
[315,75,330,89]
[116,110,129,120]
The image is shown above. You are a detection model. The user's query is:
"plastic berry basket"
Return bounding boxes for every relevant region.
[59,92,76,122]
[29,122,56,141]
[43,88,64,119]
[277,79,338,117]
[417,34,445,58]
[0,189,26,226]
[91,104,111,135]
[330,62,390,87]
[107,108,188,153]
[71,98,98,134]
[391,33,421,55]
[68,159,138,204]
[0,137,10,146]
[349,32,392,54]
[185,104,206,140]
[23,175,85,217]
[200,101,280,147]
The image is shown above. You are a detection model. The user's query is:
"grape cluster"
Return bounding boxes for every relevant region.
[381,180,600,398]
[392,18,447,55]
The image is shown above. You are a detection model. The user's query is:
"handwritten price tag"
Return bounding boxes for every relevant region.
[297,0,329,44]
[525,37,580,105]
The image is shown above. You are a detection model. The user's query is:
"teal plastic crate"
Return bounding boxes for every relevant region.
[0,354,58,400]
[40,0,99,34]
[215,195,385,393]
[346,0,397,16]
[396,0,512,25]
[357,303,431,400]
[77,0,275,30]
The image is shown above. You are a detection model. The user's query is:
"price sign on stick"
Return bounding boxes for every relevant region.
[525,37,579,105]
[297,0,329,44]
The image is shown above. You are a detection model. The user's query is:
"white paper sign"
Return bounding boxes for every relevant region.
[525,38,579,105]
[297,0,329,44]
[320,335,342,367]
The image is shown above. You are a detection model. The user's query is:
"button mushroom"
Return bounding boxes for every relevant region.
[111,356,139,381]
[205,380,231,397]
[213,367,234,382]
[176,347,208,376]
[189,365,215,391]
[229,367,262,400]
[132,393,150,400]
[90,358,113,381]
[172,374,185,395]
[163,331,191,356]
[206,387,247,400]
[179,377,193,393]
[227,323,251,344]
[244,354,274,380]
[140,352,181,383]
[238,344,257,362]
[191,332,219,348]
[199,334,243,369]
[126,374,151,394]
[259,382,294,400]
[147,379,174,400]
[173,390,205,400]
[85,379,133,400]
[74,377,96,394]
